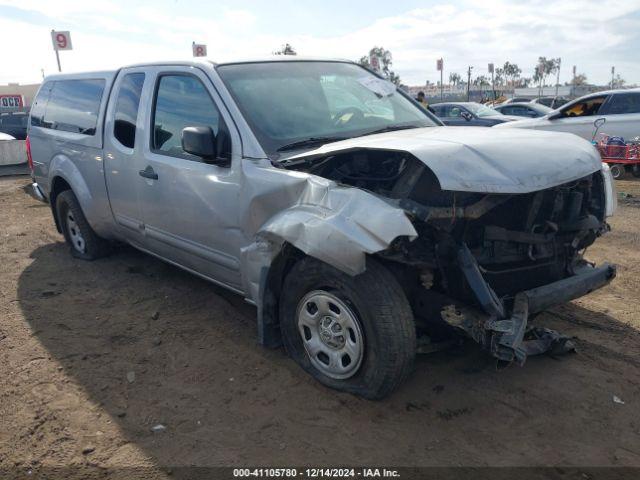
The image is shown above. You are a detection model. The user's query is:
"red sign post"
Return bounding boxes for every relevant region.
[192,43,208,57]
[51,30,72,72]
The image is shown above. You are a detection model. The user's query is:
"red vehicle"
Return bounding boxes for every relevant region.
[596,134,640,179]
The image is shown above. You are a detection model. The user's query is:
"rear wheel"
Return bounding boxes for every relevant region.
[632,165,640,178]
[609,164,625,180]
[56,190,111,260]
[280,257,416,399]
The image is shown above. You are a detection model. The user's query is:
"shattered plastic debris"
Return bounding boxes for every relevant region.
[613,395,625,405]
[126,371,135,383]
[151,424,166,433]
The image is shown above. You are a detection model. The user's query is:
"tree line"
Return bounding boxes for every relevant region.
[274,44,625,89]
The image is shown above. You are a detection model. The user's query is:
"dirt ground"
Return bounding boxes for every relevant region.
[1,175,640,475]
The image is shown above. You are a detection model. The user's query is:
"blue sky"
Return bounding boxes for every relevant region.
[1,0,639,86]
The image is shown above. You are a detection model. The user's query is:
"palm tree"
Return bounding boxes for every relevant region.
[273,43,297,55]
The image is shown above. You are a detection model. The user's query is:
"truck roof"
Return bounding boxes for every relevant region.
[42,70,116,82]
[43,57,357,82]
[123,56,354,68]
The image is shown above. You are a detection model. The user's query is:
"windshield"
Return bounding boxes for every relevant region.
[217,61,437,156]
[465,103,501,117]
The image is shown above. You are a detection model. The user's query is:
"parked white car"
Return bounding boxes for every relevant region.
[495,88,640,141]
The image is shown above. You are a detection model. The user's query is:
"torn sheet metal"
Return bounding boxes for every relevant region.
[239,160,417,302]
[285,126,602,194]
[256,177,417,276]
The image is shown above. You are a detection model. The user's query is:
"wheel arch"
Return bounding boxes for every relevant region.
[255,242,306,348]
[241,186,418,347]
[48,155,97,234]
[49,175,72,233]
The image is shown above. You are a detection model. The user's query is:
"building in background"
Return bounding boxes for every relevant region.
[0,83,40,112]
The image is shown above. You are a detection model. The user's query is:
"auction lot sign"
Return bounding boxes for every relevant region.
[0,95,24,111]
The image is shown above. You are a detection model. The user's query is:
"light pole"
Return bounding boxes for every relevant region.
[488,63,495,101]
[437,58,443,101]
[467,66,473,101]
[555,58,561,98]
[611,66,615,89]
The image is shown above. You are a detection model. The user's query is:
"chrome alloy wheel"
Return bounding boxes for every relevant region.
[66,211,86,253]
[296,290,364,379]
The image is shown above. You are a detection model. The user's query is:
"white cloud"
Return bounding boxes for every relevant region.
[1,0,638,86]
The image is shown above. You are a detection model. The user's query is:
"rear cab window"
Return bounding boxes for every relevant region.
[43,79,105,135]
[30,82,53,128]
[29,76,112,148]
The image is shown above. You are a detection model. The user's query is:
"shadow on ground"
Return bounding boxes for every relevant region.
[16,241,640,467]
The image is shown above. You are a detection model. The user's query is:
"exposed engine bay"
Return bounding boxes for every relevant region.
[283,148,616,363]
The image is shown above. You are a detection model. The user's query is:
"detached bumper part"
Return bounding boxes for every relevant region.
[451,245,616,364]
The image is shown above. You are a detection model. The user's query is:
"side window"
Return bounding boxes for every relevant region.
[604,93,640,115]
[152,75,229,160]
[30,82,53,127]
[501,107,513,115]
[559,96,607,118]
[43,79,105,135]
[113,73,145,148]
[449,106,463,118]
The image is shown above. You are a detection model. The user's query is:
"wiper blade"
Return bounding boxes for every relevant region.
[276,136,346,152]
[362,124,421,136]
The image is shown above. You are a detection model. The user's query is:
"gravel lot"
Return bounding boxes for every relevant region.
[1,175,640,476]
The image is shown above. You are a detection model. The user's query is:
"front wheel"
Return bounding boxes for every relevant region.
[280,257,416,399]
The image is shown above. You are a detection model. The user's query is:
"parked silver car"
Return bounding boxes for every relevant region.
[27,58,616,398]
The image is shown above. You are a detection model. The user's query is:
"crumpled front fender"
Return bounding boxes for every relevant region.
[258,177,417,275]
[238,172,418,347]
[239,169,417,305]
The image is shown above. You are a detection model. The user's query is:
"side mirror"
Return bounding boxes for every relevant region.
[548,112,561,120]
[461,111,473,121]
[182,126,219,163]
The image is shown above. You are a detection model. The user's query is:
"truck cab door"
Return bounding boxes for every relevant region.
[137,67,244,292]
[103,69,147,244]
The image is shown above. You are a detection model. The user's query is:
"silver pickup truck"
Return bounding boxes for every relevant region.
[26,58,616,399]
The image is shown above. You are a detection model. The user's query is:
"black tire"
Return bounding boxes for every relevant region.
[609,164,625,180]
[56,190,111,260]
[632,165,640,178]
[280,256,416,399]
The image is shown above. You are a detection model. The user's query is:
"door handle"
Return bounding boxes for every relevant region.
[139,166,158,180]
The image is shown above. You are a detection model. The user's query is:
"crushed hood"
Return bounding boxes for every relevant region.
[286,126,602,194]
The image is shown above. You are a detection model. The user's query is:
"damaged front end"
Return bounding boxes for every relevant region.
[283,146,616,364]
